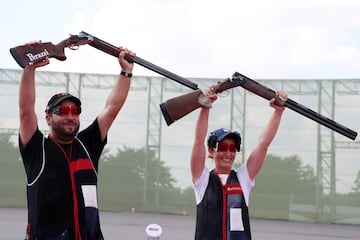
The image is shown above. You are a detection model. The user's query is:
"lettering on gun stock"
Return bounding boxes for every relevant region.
[25,49,50,62]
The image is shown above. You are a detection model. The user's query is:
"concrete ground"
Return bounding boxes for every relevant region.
[1,208,359,240]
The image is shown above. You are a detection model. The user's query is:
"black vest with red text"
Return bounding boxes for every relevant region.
[20,121,105,240]
[195,170,251,240]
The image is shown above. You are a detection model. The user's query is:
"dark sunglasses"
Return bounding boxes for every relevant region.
[217,142,237,152]
[50,106,81,116]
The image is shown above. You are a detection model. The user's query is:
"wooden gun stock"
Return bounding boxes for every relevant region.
[160,72,358,141]
[160,90,212,126]
[80,31,198,90]
[9,34,92,68]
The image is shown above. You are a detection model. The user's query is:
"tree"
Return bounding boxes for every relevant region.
[253,154,316,197]
[250,154,316,219]
[98,146,179,212]
[0,132,19,161]
[0,132,26,207]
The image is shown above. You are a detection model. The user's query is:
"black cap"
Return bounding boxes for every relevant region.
[207,128,242,152]
[45,93,81,113]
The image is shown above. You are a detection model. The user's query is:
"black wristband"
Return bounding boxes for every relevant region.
[120,71,133,78]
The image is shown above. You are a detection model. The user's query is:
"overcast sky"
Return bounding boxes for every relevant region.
[2,0,360,79]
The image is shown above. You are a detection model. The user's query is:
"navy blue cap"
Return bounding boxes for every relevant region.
[207,128,242,151]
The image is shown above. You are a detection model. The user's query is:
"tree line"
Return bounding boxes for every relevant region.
[0,132,359,218]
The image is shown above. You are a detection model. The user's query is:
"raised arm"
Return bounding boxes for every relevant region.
[190,86,217,183]
[97,48,135,141]
[19,42,49,146]
[191,107,210,183]
[246,91,287,180]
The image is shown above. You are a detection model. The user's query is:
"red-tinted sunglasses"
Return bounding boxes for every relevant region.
[51,106,81,116]
[217,142,237,152]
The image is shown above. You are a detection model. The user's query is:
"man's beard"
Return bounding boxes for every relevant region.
[51,119,80,139]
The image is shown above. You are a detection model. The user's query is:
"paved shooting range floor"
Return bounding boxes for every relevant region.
[1,208,359,239]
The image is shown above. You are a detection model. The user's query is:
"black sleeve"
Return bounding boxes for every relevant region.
[18,129,44,183]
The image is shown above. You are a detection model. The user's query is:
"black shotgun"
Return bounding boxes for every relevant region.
[159,72,357,141]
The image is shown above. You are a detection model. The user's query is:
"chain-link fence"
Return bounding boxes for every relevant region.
[1,68,359,224]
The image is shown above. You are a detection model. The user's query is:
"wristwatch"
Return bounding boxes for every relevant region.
[120,71,133,78]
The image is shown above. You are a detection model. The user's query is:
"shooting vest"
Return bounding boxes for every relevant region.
[21,121,105,240]
[195,170,251,240]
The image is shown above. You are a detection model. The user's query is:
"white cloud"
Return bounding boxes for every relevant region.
[4,0,359,79]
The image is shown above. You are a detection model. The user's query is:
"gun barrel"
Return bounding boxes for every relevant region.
[234,72,357,140]
[134,56,198,90]
[81,31,198,90]
[284,99,357,140]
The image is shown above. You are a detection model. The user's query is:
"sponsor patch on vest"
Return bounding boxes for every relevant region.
[225,184,243,194]
[230,208,244,231]
[81,185,98,208]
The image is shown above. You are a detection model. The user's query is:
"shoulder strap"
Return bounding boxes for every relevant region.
[74,136,98,177]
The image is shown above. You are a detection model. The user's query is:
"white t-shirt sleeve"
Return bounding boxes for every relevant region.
[236,163,255,206]
[193,167,210,205]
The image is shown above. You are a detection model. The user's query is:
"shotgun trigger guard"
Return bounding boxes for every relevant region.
[69,45,79,50]
[217,83,229,97]
[217,79,230,97]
